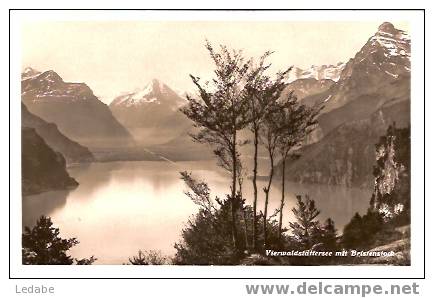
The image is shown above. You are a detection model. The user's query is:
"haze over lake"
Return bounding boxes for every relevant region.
[23,160,371,264]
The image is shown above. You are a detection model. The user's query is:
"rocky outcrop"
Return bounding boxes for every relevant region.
[370,125,410,219]
[22,127,78,195]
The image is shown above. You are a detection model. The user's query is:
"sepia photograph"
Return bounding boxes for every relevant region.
[15,12,416,270]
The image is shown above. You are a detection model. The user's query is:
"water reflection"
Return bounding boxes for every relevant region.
[22,190,70,229]
[22,160,371,264]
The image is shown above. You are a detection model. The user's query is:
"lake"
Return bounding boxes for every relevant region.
[22,160,371,264]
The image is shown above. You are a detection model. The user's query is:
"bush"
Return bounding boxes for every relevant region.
[128,250,170,265]
[174,195,246,265]
[341,210,383,249]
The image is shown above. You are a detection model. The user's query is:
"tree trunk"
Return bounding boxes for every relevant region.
[239,176,248,250]
[263,152,274,248]
[243,208,249,251]
[252,128,259,250]
[278,155,286,243]
[230,131,238,250]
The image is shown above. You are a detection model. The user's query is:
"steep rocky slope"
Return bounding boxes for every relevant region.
[275,22,411,188]
[303,22,410,113]
[278,99,409,188]
[284,78,335,101]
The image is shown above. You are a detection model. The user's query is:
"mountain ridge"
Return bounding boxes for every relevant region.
[277,22,411,188]
[303,22,411,114]
[21,102,94,164]
[21,70,134,148]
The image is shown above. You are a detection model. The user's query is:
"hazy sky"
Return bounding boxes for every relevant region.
[22,21,409,103]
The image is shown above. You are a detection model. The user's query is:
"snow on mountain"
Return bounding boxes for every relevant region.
[369,22,410,59]
[300,21,411,142]
[338,22,411,82]
[111,79,185,109]
[21,70,96,102]
[109,79,191,145]
[287,22,409,86]
[300,22,412,114]
[287,63,346,83]
[21,67,41,80]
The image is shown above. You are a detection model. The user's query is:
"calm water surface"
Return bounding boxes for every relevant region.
[23,160,371,264]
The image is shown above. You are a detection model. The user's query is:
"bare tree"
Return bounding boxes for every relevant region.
[181,41,252,250]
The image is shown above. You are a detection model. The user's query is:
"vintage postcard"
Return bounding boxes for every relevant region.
[9,9,425,279]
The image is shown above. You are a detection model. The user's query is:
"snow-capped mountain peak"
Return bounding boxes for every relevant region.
[369,22,411,58]
[109,79,192,142]
[336,22,411,84]
[315,22,411,114]
[111,79,185,108]
[37,70,64,84]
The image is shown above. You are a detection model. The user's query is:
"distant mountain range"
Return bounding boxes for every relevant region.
[286,62,346,83]
[21,70,134,148]
[276,22,411,188]
[109,79,191,145]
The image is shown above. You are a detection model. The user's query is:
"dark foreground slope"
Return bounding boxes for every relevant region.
[22,128,78,195]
